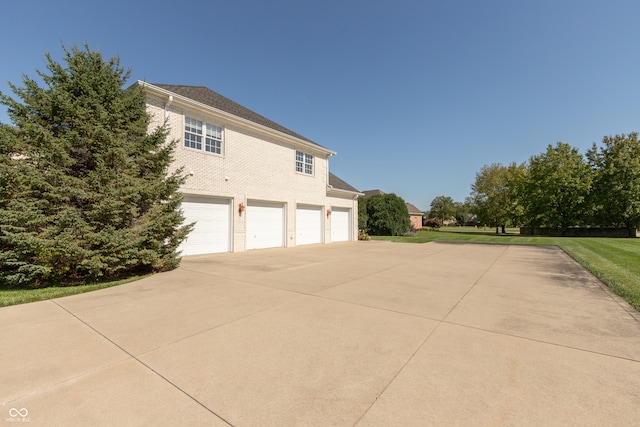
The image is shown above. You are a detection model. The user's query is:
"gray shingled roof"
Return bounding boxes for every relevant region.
[152,84,323,147]
[329,173,360,193]
[406,203,423,215]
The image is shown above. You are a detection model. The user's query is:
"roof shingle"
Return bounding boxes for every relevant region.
[329,173,360,193]
[151,84,323,148]
[406,203,423,215]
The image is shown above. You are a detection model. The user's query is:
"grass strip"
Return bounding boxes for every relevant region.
[0,275,148,308]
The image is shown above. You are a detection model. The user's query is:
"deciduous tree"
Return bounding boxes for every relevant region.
[429,195,456,226]
[469,162,524,233]
[587,133,640,236]
[519,142,592,230]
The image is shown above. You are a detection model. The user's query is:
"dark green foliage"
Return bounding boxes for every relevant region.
[357,196,368,231]
[424,217,442,230]
[587,133,640,235]
[454,202,473,227]
[469,163,524,233]
[0,45,191,287]
[519,142,592,230]
[468,136,640,237]
[429,195,456,225]
[365,193,410,236]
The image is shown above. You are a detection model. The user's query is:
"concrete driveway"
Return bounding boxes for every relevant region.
[2,241,640,426]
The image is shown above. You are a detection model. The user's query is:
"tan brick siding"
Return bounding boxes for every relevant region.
[146,94,358,251]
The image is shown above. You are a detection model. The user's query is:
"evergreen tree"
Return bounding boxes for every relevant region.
[0,44,191,287]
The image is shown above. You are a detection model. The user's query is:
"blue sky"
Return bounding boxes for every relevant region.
[2,0,639,211]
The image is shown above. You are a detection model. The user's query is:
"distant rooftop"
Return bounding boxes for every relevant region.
[361,189,385,198]
[406,203,423,215]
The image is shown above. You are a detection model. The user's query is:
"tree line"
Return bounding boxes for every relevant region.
[468,137,640,236]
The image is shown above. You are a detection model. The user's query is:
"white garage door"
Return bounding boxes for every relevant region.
[296,205,323,245]
[179,196,231,255]
[247,202,285,250]
[331,208,351,242]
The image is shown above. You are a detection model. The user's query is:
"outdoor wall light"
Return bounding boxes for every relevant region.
[326,209,332,217]
[238,203,245,215]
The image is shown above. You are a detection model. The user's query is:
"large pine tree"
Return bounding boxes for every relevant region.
[0,45,191,287]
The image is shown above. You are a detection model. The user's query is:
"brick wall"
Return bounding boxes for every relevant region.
[146,93,357,250]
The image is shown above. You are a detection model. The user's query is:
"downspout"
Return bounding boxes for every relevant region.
[327,153,334,241]
[164,95,173,139]
[162,95,174,178]
[326,152,334,188]
[353,194,359,240]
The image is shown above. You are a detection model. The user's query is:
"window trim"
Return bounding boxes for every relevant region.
[296,150,314,175]
[184,116,224,156]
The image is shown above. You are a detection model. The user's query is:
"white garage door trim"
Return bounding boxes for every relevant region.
[179,196,231,256]
[296,205,323,246]
[331,208,351,242]
[246,201,285,250]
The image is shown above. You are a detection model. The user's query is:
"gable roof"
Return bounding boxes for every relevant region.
[145,83,326,150]
[406,203,423,215]
[329,172,360,193]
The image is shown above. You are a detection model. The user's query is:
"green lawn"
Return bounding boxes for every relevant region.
[374,227,640,311]
[0,276,148,308]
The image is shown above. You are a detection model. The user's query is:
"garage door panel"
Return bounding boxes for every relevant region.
[331,208,351,242]
[296,206,322,245]
[247,202,284,250]
[179,197,231,255]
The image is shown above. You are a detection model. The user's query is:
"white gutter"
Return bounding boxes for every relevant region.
[327,186,364,198]
[140,81,336,157]
[163,94,173,148]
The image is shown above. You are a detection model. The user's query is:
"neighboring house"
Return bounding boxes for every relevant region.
[140,82,362,255]
[465,214,479,226]
[406,203,423,230]
[362,189,385,198]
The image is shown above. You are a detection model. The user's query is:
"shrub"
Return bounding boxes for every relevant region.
[366,193,410,236]
[424,218,442,230]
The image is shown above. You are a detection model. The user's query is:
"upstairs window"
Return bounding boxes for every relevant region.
[185,117,202,150]
[185,117,223,155]
[296,151,313,175]
[205,124,223,154]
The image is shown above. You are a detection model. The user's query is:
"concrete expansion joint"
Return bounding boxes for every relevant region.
[440,320,640,363]
[48,300,231,424]
[4,243,639,425]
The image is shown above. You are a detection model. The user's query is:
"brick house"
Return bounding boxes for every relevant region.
[406,203,424,230]
[140,82,362,255]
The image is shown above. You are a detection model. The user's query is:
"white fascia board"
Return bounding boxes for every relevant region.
[139,81,336,157]
[327,187,365,198]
